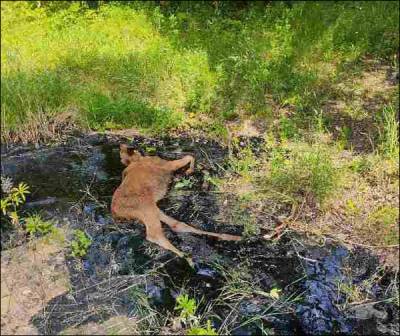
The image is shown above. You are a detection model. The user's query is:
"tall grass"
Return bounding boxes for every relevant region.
[376,104,399,160]
[1,1,399,142]
[264,144,338,204]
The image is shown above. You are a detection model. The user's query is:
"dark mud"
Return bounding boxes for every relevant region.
[1,133,398,335]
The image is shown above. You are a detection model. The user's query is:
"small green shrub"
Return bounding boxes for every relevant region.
[265,145,337,204]
[25,214,55,236]
[174,293,218,335]
[1,178,30,226]
[175,294,197,320]
[188,321,218,336]
[278,116,299,140]
[70,229,92,257]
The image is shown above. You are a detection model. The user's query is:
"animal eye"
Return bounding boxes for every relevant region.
[127,148,135,156]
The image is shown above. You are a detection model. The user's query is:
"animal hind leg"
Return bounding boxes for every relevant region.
[159,210,241,241]
[139,208,186,258]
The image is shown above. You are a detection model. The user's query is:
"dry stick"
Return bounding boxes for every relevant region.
[227,125,233,160]
[263,195,303,240]
[349,297,396,307]
[200,147,226,172]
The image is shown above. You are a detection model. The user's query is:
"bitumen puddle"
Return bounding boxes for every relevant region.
[1,133,398,335]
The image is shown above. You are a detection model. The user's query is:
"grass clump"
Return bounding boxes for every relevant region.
[265,144,338,205]
[367,206,399,246]
[376,104,399,161]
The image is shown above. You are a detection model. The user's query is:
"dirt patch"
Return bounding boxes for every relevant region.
[61,315,138,335]
[323,62,397,153]
[1,235,69,335]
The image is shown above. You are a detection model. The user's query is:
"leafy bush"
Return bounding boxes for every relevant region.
[25,214,55,236]
[70,229,92,257]
[1,178,30,227]
[175,294,197,320]
[174,293,218,335]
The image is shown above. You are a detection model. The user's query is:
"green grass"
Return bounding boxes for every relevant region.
[1,1,398,141]
[376,104,399,161]
[81,93,182,132]
[367,206,399,245]
[264,144,338,204]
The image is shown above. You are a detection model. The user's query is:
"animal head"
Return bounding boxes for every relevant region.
[120,144,142,166]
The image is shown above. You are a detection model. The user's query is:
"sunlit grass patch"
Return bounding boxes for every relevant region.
[2,1,399,142]
[81,93,183,133]
[376,104,399,161]
[1,2,217,141]
[308,151,399,257]
[366,206,399,246]
[263,143,338,205]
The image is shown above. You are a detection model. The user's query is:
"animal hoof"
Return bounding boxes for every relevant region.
[185,168,194,175]
[185,257,195,268]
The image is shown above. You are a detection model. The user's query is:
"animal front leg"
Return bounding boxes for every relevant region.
[159,210,242,241]
[167,155,195,175]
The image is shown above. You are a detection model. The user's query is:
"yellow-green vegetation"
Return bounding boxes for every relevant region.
[25,214,55,236]
[376,104,399,161]
[2,1,398,142]
[1,179,30,227]
[0,178,65,246]
[175,293,218,335]
[70,229,92,257]
[265,144,338,205]
[187,321,218,336]
[229,143,258,181]
[367,206,399,245]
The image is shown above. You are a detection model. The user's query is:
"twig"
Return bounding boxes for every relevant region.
[291,240,318,263]
[349,297,396,307]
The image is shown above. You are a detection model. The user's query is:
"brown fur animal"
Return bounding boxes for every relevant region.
[111,144,241,261]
